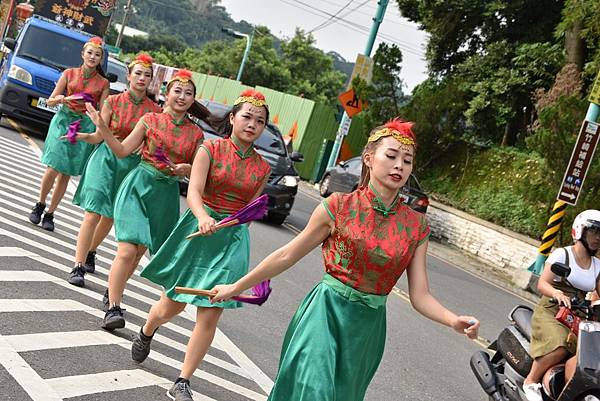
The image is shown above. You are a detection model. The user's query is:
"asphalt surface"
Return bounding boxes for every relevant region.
[0,117,538,401]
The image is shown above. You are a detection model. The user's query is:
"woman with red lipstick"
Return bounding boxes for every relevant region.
[83,69,207,331]
[29,36,109,232]
[129,90,271,401]
[210,119,481,401]
[66,53,161,289]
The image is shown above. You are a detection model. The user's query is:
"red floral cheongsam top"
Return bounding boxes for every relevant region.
[63,67,109,113]
[322,185,430,295]
[105,91,161,140]
[141,112,204,175]
[200,138,271,215]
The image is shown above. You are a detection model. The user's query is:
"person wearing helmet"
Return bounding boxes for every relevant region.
[522,210,600,401]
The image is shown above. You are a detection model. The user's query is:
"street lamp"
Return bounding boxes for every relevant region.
[222,27,254,82]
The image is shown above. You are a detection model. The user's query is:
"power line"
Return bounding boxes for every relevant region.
[278,0,424,57]
[308,0,355,33]
[310,0,371,34]
[318,0,421,29]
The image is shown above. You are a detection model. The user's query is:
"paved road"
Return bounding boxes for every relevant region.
[0,118,536,401]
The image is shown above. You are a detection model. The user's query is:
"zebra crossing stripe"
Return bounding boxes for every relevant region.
[46,369,169,399]
[0,334,63,401]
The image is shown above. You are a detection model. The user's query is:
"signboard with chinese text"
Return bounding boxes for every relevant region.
[557,120,600,205]
[347,54,373,89]
[34,0,116,37]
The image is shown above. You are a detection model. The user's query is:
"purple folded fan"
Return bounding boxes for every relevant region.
[218,194,269,227]
[232,280,272,305]
[154,145,174,167]
[71,92,97,108]
[66,120,81,144]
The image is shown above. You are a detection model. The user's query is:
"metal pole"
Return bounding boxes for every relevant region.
[326,0,389,168]
[115,0,133,49]
[236,27,254,82]
[528,102,600,278]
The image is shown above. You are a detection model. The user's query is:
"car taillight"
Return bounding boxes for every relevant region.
[416,198,429,207]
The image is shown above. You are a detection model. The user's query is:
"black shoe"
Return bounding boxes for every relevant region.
[68,264,86,287]
[131,327,154,363]
[167,380,193,401]
[102,305,125,331]
[102,288,109,310]
[29,202,45,225]
[84,251,96,273]
[41,212,55,231]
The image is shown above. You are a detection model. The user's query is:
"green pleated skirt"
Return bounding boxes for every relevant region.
[72,142,141,218]
[141,207,249,309]
[113,162,180,255]
[268,274,388,401]
[40,106,96,176]
[530,295,578,358]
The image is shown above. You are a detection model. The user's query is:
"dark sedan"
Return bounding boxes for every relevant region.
[319,156,429,213]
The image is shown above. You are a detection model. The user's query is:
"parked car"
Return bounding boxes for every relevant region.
[107,56,128,94]
[181,100,304,225]
[319,156,429,213]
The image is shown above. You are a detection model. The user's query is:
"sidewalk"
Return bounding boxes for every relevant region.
[298,180,539,305]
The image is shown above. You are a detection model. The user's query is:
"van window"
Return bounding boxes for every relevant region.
[17,26,86,71]
[108,60,128,84]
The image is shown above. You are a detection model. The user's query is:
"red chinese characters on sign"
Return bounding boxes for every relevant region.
[557,120,600,205]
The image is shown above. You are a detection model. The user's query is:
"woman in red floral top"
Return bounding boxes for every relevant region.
[130,90,271,401]
[211,119,481,401]
[84,70,207,331]
[30,37,109,232]
[66,54,161,289]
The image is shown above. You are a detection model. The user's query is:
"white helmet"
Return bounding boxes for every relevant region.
[571,209,600,241]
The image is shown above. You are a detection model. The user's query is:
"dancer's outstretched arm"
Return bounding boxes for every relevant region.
[210,203,333,302]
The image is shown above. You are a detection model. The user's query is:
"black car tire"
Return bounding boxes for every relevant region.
[267,212,287,225]
[320,175,332,197]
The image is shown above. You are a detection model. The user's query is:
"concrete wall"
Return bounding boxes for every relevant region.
[427,200,539,287]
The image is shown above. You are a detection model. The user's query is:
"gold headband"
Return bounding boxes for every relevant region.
[167,76,193,86]
[368,128,415,146]
[234,96,267,108]
[129,60,153,69]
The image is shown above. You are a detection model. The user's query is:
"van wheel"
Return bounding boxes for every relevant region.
[320,175,331,197]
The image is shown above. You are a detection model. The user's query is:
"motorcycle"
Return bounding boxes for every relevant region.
[470,262,600,401]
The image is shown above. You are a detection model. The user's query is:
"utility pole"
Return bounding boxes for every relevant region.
[326,0,389,168]
[115,0,133,49]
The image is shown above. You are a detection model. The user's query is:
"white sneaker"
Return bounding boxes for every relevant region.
[523,382,543,401]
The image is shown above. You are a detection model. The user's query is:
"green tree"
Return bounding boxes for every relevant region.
[280,29,346,106]
[358,42,409,131]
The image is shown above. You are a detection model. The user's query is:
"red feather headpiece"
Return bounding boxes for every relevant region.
[234,89,268,108]
[85,36,104,50]
[368,118,416,147]
[129,53,154,69]
[167,69,195,87]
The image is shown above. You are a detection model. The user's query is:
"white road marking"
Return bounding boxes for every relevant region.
[4,330,130,352]
[0,240,271,387]
[47,369,169,399]
[0,247,38,257]
[0,334,63,401]
[0,299,92,313]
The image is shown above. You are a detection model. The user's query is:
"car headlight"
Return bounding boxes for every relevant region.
[280,175,298,187]
[8,65,33,85]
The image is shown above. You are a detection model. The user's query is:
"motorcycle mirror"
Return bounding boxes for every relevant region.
[550,262,571,278]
